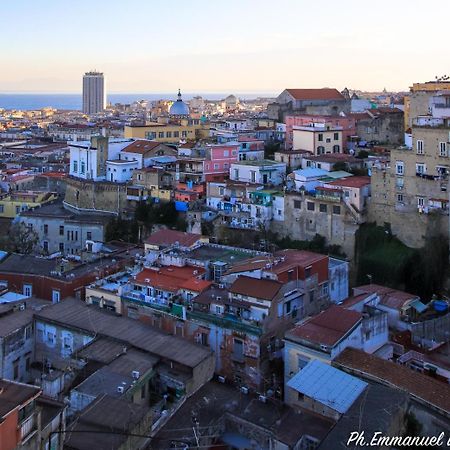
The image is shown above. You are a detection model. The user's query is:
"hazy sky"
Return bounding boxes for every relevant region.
[2,0,449,94]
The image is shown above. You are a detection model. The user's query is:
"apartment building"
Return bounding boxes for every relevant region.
[369,98,450,248]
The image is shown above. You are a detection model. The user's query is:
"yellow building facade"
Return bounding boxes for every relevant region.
[0,191,58,218]
[404,81,450,129]
[124,121,209,143]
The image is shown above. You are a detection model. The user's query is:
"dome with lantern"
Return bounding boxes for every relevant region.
[169,89,190,117]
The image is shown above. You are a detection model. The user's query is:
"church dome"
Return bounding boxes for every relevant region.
[169,89,190,117]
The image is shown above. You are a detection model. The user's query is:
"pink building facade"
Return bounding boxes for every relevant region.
[285,115,356,150]
[204,144,239,182]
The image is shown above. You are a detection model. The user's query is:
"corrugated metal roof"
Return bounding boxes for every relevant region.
[287,360,367,414]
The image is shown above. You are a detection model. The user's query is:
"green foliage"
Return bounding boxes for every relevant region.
[0,222,39,254]
[264,140,281,159]
[356,150,369,159]
[105,217,139,243]
[268,232,346,258]
[332,161,348,172]
[105,201,186,244]
[355,223,448,300]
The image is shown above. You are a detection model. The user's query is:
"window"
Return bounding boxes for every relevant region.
[332,205,341,214]
[43,241,49,252]
[333,145,340,153]
[298,355,310,370]
[0,205,3,213]
[317,146,325,155]
[318,133,323,141]
[416,140,424,154]
[25,326,32,340]
[59,242,64,252]
[16,206,20,214]
[294,200,301,209]
[416,163,426,175]
[233,339,244,361]
[334,133,339,140]
[397,193,404,203]
[174,131,179,138]
[307,202,315,211]
[87,231,92,240]
[395,161,404,175]
[43,224,48,234]
[158,132,164,138]
[214,163,219,170]
[224,150,229,157]
[439,142,447,157]
[80,161,86,174]
[215,305,222,314]
[396,177,404,189]
[250,171,256,183]
[234,169,239,179]
[181,131,187,138]
[73,161,78,172]
[52,290,60,304]
[322,283,329,295]
[417,197,425,207]
[319,204,327,213]
[166,131,172,138]
[23,284,32,297]
[58,225,64,236]
[13,359,19,380]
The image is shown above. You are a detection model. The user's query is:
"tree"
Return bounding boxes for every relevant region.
[332,161,348,172]
[2,222,39,254]
[356,150,369,159]
[264,140,281,160]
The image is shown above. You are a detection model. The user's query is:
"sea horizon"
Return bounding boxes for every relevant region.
[0,92,276,111]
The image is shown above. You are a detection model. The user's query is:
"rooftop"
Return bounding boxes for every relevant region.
[144,229,204,248]
[287,359,367,413]
[327,176,370,189]
[232,159,285,167]
[121,140,164,154]
[34,298,212,368]
[0,379,41,418]
[353,284,418,310]
[286,305,362,347]
[152,381,333,449]
[334,348,450,415]
[65,394,150,450]
[285,88,345,101]
[230,275,282,301]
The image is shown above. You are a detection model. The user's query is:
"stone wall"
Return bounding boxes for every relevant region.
[271,192,359,259]
[64,177,128,215]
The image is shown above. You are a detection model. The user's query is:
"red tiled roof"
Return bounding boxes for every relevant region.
[225,249,328,277]
[286,305,362,347]
[122,140,162,154]
[179,278,212,293]
[334,348,450,414]
[144,229,203,248]
[285,88,345,101]
[327,176,371,189]
[135,265,205,292]
[229,275,282,301]
[353,284,418,310]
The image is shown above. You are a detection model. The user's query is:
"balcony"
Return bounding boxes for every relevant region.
[187,309,262,335]
[20,413,37,442]
[122,292,171,313]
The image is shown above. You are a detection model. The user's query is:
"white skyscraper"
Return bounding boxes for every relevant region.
[82,71,106,114]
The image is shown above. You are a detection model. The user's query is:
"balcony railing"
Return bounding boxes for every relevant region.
[187,309,262,335]
[20,413,37,442]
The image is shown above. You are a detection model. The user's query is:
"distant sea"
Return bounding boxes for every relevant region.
[0,93,272,111]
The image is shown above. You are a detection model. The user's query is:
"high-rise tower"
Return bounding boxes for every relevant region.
[82,71,106,114]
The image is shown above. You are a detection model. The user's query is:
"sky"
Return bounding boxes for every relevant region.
[2,0,449,94]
